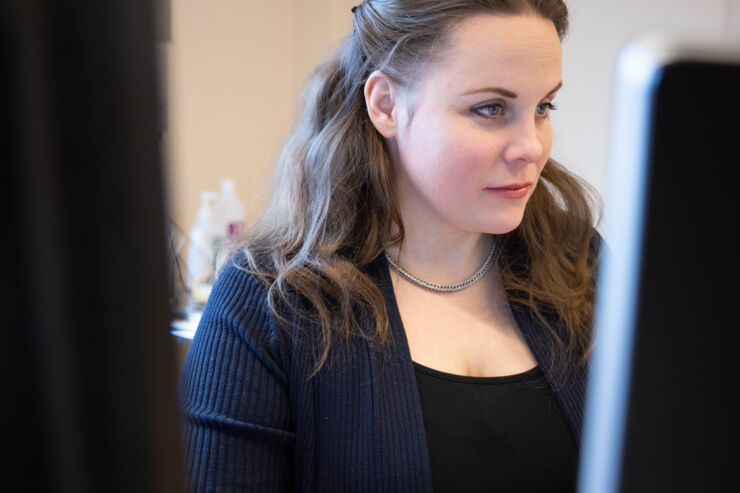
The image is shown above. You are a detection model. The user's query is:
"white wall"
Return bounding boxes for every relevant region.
[165,0,740,236]
[552,0,738,231]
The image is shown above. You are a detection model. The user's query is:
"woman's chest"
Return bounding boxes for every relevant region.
[391,277,538,377]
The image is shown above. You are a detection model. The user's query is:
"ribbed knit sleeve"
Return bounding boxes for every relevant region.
[178,259,294,492]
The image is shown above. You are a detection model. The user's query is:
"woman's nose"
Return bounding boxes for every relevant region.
[502,117,545,165]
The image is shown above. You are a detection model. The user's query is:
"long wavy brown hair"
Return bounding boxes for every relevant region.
[230,0,601,383]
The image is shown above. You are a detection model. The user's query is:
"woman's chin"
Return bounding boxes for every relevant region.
[476,213,526,235]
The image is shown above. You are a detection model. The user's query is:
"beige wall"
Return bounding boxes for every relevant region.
[163,0,357,236]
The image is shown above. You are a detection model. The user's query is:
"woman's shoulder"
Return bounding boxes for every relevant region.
[589,228,606,255]
[196,249,294,369]
[209,249,271,317]
[589,228,609,278]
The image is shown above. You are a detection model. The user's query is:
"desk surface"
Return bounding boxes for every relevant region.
[171,310,200,371]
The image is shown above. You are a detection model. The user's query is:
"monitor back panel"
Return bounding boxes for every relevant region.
[580,40,740,493]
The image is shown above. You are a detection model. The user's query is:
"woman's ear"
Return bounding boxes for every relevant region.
[364,70,400,139]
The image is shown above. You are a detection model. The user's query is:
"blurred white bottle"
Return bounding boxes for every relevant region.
[212,179,246,240]
[187,191,219,304]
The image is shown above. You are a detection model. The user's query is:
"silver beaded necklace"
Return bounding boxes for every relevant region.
[385,240,496,293]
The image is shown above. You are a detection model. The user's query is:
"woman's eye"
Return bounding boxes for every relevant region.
[474,103,504,118]
[536,102,557,116]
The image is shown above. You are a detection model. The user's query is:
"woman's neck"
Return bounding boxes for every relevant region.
[385,222,493,286]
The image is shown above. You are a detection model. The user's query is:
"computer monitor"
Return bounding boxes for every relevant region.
[579,36,740,492]
[2,1,184,491]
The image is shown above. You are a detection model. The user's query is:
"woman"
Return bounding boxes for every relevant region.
[179,0,601,491]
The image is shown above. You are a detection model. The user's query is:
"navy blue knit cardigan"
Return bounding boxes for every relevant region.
[178,253,589,492]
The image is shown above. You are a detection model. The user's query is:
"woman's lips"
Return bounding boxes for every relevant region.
[485,183,531,199]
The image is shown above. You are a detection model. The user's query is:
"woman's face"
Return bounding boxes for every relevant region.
[392,13,562,236]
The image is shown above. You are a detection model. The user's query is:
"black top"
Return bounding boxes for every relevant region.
[413,361,578,492]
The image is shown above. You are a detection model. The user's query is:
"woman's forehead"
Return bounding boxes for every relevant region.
[447,13,561,56]
[418,13,562,96]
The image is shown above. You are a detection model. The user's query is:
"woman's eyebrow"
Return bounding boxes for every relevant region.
[460,81,563,99]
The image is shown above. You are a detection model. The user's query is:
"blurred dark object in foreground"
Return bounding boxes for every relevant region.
[1,1,184,491]
[579,38,740,493]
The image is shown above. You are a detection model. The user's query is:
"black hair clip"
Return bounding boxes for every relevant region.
[351,6,358,14]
